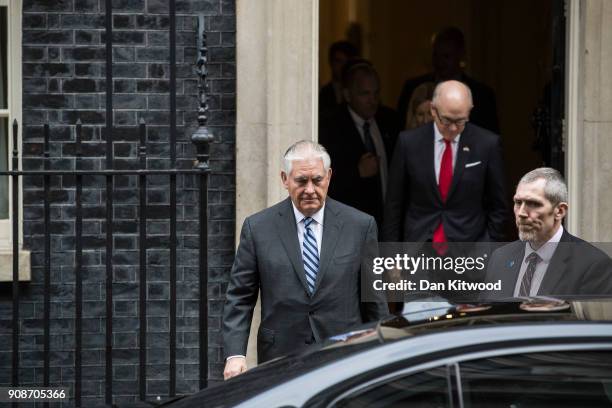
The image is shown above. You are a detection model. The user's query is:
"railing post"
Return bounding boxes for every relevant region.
[192,16,214,389]
[169,0,178,396]
[11,119,19,403]
[43,123,50,408]
[138,118,148,401]
[74,119,83,407]
[104,0,114,403]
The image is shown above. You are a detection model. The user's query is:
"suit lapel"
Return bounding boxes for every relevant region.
[447,127,471,200]
[539,230,571,294]
[313,199,342,295]
[502,243,525,298]
[342,106,367,154]
[424,125,442,203]
[275,198,310,294]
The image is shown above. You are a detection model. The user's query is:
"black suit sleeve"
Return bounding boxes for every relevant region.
[484,135,508,241]
[382,135,408,241]
[360,217,390,321]
[222,218,260,358]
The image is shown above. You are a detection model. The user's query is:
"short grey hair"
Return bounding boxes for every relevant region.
[518,167,568,206]
[432,80,473,106]
[283,140,331,174]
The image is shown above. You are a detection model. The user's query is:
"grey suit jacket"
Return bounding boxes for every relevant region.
[222,197,389,363]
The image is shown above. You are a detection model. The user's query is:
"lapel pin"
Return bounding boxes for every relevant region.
[463,146,470,152]
[508,260,515,268]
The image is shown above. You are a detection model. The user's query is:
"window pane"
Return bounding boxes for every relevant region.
[334,366,451,408]
[0,117,7,219]
[460,351,612,407]
[0,6,7,109]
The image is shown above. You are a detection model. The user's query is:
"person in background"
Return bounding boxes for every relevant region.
[405,82,435,130]
[319,60,400,228]
[383,80,507,244]
[319,40,359,122]
[397,27,499,133]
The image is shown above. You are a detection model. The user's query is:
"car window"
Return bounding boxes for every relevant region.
[459,350,612,407]
[331,366,451,408]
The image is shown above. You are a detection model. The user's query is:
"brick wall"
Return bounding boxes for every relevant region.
[0,0,235,405]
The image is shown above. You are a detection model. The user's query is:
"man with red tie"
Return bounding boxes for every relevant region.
[382,80,508,245]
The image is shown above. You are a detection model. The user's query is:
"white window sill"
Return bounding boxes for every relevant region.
[0,249,31,281]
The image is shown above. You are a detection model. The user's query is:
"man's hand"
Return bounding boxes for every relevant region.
[358,153,379,178]
[224,356,247,380]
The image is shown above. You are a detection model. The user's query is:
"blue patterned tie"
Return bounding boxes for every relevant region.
[302,217,319,294]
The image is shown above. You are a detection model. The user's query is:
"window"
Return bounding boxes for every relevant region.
[0,0,21,248]
[333,366,451,408]
[460,350,612,407]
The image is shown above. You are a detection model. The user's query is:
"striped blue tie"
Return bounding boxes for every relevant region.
[302,217,319,294]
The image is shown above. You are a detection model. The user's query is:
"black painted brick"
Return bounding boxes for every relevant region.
[14,0,236,398]
[23,30,74,45]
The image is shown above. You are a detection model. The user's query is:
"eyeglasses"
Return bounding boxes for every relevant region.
[433,107,469,127]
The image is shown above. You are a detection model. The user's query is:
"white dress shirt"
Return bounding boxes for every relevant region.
[292,202,324,257]
[513,225,564,297]
[433,122,461,184]
[348,107,389,200]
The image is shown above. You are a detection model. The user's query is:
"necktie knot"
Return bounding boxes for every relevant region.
[304,217,314,228]
[526,252,541,264]
[444,139,451,148]
[363,121,370,132]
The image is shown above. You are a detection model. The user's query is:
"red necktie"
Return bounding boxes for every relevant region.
[433,140,452,253]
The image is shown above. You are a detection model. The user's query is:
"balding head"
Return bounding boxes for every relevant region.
[430,80,473,141]
[432,80,473,107]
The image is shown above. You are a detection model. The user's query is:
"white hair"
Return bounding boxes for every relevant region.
[282,140,331,174]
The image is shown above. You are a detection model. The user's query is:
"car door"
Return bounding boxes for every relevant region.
[459,349,612,407]
[320,348,612,408]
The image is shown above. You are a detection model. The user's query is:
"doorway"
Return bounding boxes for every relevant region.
[319,0,566,239]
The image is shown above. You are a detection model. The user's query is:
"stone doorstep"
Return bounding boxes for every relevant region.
[0,249,31,281]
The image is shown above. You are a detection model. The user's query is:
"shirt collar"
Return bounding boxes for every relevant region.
[347,106,369,128]
[291,201,325,226]
[525,224,564,263]
[433,122,461,145]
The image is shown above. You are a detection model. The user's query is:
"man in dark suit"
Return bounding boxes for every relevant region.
[484,168,612,299]
[383,80,507,244]
[397,27,499,133]
[319,41,359,122]
[223,141,388,379]
[320,60,400,227]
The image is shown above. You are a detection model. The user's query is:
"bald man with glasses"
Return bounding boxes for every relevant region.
[383,80,508,245]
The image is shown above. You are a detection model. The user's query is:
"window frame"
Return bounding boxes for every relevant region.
[0,0,22,250]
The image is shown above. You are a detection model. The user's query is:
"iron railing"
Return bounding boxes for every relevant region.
[1,0,213,405]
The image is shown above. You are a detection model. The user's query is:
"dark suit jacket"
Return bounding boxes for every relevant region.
[396,73,499,133]
[222,197,389,363]
[483,230,612,299]
[319,105,400,226]
[382,122,508,242]
[319,81,342,122]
